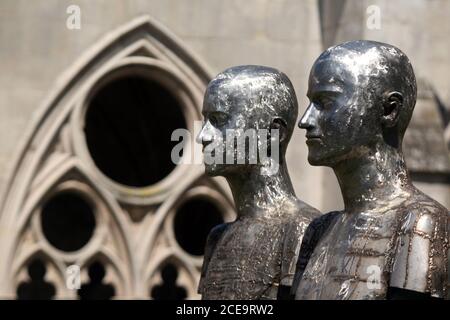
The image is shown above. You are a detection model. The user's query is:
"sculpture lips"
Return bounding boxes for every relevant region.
[305,135,323,144]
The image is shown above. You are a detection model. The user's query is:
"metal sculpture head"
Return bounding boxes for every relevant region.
[197,65,298,177]
[299,40,417,167]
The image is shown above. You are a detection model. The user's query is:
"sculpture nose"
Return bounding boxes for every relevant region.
[299,103,317,130]
[196,121,214,145]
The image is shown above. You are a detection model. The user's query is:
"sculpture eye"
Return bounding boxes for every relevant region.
[318,96,334,109]
[209,114,218,125]
[209,112,227,126]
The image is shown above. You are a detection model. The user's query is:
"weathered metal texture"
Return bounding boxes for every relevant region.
[295,40,449,300]
[197,65,320,300]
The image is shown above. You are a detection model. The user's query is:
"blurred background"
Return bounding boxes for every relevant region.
[0,0,448,299]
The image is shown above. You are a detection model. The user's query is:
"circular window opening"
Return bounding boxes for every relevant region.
[84,75,186,188]
[173,198,224,256]
[40,192,96,252]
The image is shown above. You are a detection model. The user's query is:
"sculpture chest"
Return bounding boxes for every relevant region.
[201,218,286,299]
[297,211,401,300]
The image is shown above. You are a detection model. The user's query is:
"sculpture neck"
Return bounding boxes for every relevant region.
[333,143,413,213]
[226,163,297,218]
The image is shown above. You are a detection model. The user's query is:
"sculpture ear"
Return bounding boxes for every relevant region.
[381,91,403,128]
[270,118,288,143]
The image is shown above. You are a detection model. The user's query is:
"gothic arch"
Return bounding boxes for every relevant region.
[0,15,235,299]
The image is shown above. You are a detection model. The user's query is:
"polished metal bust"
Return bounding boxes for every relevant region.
[293,40,449,300]
[197,65,320,300]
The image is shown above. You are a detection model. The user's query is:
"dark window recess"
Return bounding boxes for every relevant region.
[84,75,186,187]
[78,261,115,300]
[151,263,187,300]
[17,259,56,300]
[41,192,96,252]
[174,198,224,256]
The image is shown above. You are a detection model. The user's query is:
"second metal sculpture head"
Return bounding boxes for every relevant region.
[299,40,417,167]
[197,65,298,177]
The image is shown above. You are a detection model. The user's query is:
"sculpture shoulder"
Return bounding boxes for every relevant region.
[394,192,448,240]
[389,193,449,298]
[303,210,341,242]
[266,200,319,243]
[282,200,321,233]
[280,200,322,257]
[291,211,341,294]
[293,199,322,222]
[205,222,231,250]
[277,200,321,288]
[198,222,231,295]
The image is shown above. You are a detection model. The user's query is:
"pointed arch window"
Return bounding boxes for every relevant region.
[0,16,235,300]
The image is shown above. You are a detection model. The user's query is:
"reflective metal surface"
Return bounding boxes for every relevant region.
[197,65,320,300]
[294,40,449,300]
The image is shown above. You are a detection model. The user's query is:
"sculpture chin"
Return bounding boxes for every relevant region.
[307,143,356,167]
[306,144,332,166]
[307,150,342,167]
[307,154,330,167]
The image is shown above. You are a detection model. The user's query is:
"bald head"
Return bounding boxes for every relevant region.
[300,40,417,166]
[314,40,417,138]
[204,65,298,147]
